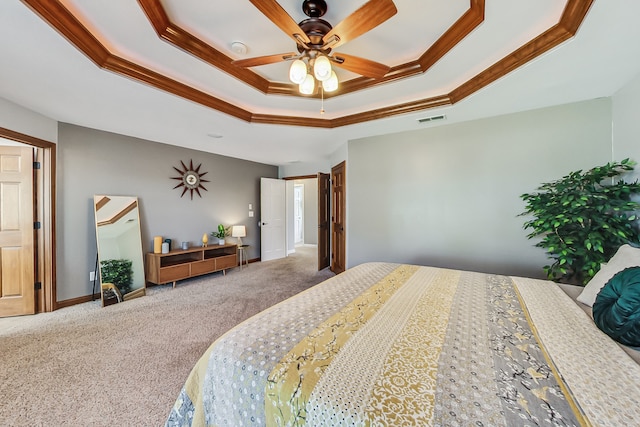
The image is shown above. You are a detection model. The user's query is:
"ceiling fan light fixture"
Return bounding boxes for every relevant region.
[289,59,307,84]
[313,54,332,81]
[299,73,316,95]
[322,70,338,92]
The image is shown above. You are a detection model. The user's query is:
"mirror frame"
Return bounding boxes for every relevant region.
[93,195,146,307]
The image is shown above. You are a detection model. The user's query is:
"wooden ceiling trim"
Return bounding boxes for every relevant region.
[418,0,484,72]
[561,0,596,33]
[138,0,273,94]
[94,196,110,212]
[337,61,423,94]
[102,56,252,121]
[20,0,592,130]
[337,0,485,96]
[250,114,332,128]
[332,95,453,128]
[22,0,109,65]
[139,1,483,100]
[97,200,138,227]
[22,0,253,122]
[449,0,594,104]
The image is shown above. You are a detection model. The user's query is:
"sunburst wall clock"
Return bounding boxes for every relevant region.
[171,159,209,199]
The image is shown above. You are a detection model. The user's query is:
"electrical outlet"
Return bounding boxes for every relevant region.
[89,271,95,282]
[249,203,253,210]
[249,211,254,217]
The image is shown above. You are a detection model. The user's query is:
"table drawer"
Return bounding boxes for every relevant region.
[191,259,215,276]
[215,254,237,270]
[158,264,190,283]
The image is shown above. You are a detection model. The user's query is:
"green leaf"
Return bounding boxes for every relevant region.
[519,159,640,283]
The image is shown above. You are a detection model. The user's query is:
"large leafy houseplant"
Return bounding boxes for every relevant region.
[100,259,134,294]
[520,159,640,285]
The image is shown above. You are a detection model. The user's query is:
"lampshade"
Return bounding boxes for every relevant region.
[290,53,340,95]
[289,59,307,84]
[322,70,339,92]
[299,73,316,95]
[232,225,246,246]
[231,225,246,238]
[313,55,332,82]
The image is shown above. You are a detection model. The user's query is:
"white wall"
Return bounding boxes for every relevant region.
[0,97,58,143]
[279,159,331,178]
[347,98,613,279]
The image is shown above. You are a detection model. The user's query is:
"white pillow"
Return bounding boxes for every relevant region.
[577,244,640,307]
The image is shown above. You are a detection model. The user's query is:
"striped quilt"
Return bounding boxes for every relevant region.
[166,262,640,426]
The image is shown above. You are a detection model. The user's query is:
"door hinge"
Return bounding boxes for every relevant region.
[33,161,41,169]
[34,221,41,230]
[34,282,42,290]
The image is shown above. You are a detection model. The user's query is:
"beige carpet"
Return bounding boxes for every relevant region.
[0,246,334,426]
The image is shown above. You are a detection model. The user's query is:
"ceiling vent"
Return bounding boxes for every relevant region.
[417,114,446,124]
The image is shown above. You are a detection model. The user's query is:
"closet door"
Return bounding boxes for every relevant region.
[331,161,346,274]
[0,146,35,317]
[317,172,330,270]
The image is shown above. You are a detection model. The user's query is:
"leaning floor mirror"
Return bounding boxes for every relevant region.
[94,195,146,307]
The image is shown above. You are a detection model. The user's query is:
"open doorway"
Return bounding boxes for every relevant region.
[289,177,318,249]
[285,175,329,270]
[283,171,332,271]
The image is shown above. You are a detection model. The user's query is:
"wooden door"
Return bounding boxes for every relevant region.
[0,146,35,317]
[317,172,330,270]
[260,177,286,262]
[331,161,346,274]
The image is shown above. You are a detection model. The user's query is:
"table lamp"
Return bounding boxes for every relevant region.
[232,225,246,246]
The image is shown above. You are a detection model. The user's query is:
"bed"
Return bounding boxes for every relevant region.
[166,262,640,426]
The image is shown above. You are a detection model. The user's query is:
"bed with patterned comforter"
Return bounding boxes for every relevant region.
[166,262,640,426]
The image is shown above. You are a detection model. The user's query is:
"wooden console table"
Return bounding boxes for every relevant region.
[145,243,237,287]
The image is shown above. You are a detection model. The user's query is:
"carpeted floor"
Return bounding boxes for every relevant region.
[0,246,333,426]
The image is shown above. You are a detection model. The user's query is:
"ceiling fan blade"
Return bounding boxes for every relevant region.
[323,0,397,49]
[232,53,297,68]
[331,53,390,79]
[249,0,311,45]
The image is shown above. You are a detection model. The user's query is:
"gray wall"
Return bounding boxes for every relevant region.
[58,124,277,301]
[347,98,614,278]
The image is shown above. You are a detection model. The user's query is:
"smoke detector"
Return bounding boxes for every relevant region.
[231,42,248,55]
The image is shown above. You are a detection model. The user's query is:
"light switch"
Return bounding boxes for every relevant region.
[248,203,253,210]
[249,211,254,217]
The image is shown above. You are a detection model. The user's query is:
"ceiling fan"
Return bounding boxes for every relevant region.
[232,0,397,94]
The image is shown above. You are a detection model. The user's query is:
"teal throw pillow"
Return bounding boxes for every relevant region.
[593,267,640,347]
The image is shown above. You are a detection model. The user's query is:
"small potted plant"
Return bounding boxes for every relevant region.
[211,224,230,245]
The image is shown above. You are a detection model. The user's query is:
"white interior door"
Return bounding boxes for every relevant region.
[260,177,286,262]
